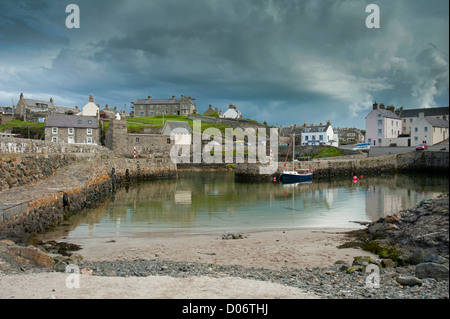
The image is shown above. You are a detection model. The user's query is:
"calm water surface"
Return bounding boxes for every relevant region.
[50,171,448,238]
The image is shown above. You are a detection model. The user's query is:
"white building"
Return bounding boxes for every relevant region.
[411,112,449,146]
[300,120,338,147]
[78,95,99,119]
[365,103,402,146]
[223,104,242,119]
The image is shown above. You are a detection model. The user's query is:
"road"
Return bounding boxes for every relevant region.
[339,140,449,157]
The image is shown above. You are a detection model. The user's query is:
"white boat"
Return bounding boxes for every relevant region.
[279,133,313,183]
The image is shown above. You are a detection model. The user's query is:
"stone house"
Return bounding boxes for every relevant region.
[365,103,402,146]
[410,112,449,146]
[131,95,197,117]
[99,104,117,119]
[335,127,365,144]
[15,93,78,122]
[45,115,99,144]
[203,104,222,117]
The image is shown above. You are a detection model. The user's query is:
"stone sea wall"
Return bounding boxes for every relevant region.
[235,151,449,181]
[0,157,176,240]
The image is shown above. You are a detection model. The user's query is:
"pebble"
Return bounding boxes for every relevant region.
[77,259,449,299]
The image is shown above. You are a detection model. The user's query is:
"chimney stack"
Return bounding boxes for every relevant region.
[148,95,152,100]
[373,102,378,110]
[172,95,176,100]
[89,95,94,103]
[380,103,385,109]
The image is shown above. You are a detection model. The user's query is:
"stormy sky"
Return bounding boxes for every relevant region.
[0,0,448,129]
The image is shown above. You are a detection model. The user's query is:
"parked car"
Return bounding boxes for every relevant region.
[416,143,428,151]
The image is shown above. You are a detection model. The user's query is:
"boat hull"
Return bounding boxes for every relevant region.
[279,172,313,183]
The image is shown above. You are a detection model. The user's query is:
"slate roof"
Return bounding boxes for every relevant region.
[45,115,98,128]
[133,98,182,105]
[24,98,77,114]
[377,109,400,119]
[399,106,449,118]
[162,121,192,135]
[425,117,449,128]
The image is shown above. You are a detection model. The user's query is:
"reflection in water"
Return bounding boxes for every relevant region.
[44,172,448,239]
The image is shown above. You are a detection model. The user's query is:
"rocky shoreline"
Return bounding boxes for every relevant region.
[1,193,448,299]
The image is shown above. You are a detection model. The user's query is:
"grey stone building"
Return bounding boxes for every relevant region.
[45,115,99,144]
[16,93,78,122]
[131,95,197,117]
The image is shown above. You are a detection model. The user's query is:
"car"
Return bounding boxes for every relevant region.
[416,143,428,151]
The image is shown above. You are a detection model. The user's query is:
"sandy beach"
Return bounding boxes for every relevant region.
[0,227,378,299]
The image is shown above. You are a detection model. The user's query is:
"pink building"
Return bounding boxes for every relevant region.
[365,103,402,146]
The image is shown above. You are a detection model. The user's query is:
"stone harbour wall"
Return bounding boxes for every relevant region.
[0,157,177,240]
[235,151,449,181]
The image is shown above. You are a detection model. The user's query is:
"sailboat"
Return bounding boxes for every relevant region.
[279,133,313,183]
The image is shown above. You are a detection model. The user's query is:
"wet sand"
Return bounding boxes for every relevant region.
[0,227,377,299]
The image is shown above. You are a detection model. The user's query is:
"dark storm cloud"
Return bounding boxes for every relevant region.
[0,0,448,128]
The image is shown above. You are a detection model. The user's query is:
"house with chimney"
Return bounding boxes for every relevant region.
[203,104,223,117]
[77,95,100,120]
[299,120,338,147]
[223,104,242,119]
[410,112,449,146]
[396,106,449,136]
[45,115,99,144]
[131,95,197,117]
[365,102,402,146]
[15,93,78,122]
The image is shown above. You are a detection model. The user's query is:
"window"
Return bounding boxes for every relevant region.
[378,120,382,126]
[78,119,82,124]
[167,138,171,144]
[52,137,58,142]
[87,137,93,144]
[378,129,382,135]
[136,137,140,143]
[403,119,406,123]
[410,118,413,123]
[88,120,92,124]
[87,128,92,135]
[52,127,58,134]
[68,136,74,143]
[68,128,74,134]
[415,127,418,132]
[140,111,144,116]
[305,136,309,141]
[319,135,324,140]
[414,136,418,141]
[424,127,428,132]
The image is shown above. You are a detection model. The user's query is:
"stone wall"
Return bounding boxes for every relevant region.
[105,119,173,158]
[235,151,449,181]
[0,136,112,155]
[0,154,88,192]
[0,157,177,240]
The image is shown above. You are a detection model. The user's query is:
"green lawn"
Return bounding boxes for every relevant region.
[0,120,45,132]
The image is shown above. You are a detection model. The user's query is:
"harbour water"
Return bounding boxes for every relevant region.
[47,171,448,238]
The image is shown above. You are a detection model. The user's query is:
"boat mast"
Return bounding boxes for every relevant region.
[293,133,295,170]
